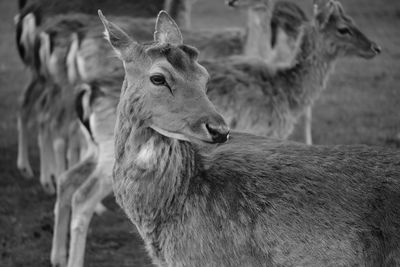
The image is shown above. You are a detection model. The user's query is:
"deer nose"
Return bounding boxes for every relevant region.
[226,0,238,8]
[205,123,230,143]
[371,43,381,54]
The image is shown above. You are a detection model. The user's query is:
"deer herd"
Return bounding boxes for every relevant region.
[13,0,400,266]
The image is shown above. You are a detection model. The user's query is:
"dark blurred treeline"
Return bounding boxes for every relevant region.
[19,0,165,18]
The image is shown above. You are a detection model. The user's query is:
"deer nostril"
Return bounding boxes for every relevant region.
[225,0,238,7]
[372,44,381,54]
[205,124,230,144]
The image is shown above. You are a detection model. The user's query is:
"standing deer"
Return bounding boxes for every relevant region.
[15,0,99,179]
[51,4,386,266]
[50,0,381,265]
[200,0,380,140]
[101,10,400,266]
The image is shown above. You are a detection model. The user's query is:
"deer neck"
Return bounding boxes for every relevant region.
[281,25,337,111]
[164,0,193,30]
[244,6,273,59]
[113,83,197,237]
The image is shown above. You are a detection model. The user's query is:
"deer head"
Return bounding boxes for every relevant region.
[98,10,229,144]
[313,0,381,59]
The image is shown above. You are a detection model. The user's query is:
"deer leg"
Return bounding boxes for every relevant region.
[304,105,313,145]
[38,126,57,194]
[17,76,38,179]
[51,144,99,267]
[67,136,81,169]
[67,171,112,267]
[67,124,108,216]
[17,115,34,178]
[54,137,68,178]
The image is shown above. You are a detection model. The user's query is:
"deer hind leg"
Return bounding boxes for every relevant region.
[38,125,57,194]
[67,170,112,267]
[51,144,99,267]
[304,105,313,145]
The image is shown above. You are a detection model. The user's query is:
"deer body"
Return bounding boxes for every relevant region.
[202,27,336,138]
[114,126,400,267]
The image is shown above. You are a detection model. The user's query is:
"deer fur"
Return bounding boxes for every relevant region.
[50,5,383,266]
[115,122,400,267]
[105,11,400,266]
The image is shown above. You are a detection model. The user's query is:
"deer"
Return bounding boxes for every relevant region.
[228,0,320,144]
[200,0,380,140]
[49,2,383,265]
[103,10,400,266]
[15,0,102,180]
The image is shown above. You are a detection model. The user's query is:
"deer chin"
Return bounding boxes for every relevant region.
[357,50,379,59]
[150,125,214,145]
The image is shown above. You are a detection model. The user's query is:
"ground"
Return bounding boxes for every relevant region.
[1,0,400,266]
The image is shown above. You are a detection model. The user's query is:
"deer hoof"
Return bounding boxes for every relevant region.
[17,164,34,179]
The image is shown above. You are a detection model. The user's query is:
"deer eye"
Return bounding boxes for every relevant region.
[337,27,352,36]
[150,74,167,86]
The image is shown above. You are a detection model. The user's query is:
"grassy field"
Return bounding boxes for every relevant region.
[1,0,400,266]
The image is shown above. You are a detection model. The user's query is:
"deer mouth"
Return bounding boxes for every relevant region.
[358,50,379,59]
[359,44,381,59]
[150,125,229,145]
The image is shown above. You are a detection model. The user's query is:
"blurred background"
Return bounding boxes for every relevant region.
[0,0,399,266]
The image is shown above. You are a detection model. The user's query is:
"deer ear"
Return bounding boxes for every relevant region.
[98,10,135,58]
[313,0,336,28]
[154,11,183,45]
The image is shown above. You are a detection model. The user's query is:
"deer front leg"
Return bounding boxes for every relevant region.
[67,172,112,267]
[51,144,99,267]
[54,137,68,178]
[38,126,57,194]
[304,105,313,145]
[17,115,34,178]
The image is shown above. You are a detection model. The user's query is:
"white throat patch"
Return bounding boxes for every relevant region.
[136,137,157,166]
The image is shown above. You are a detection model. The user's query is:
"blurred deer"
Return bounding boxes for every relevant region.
[202,0,380,140]
[228,0,306,65]
[105,11,400,266]
[14,0,188,191]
